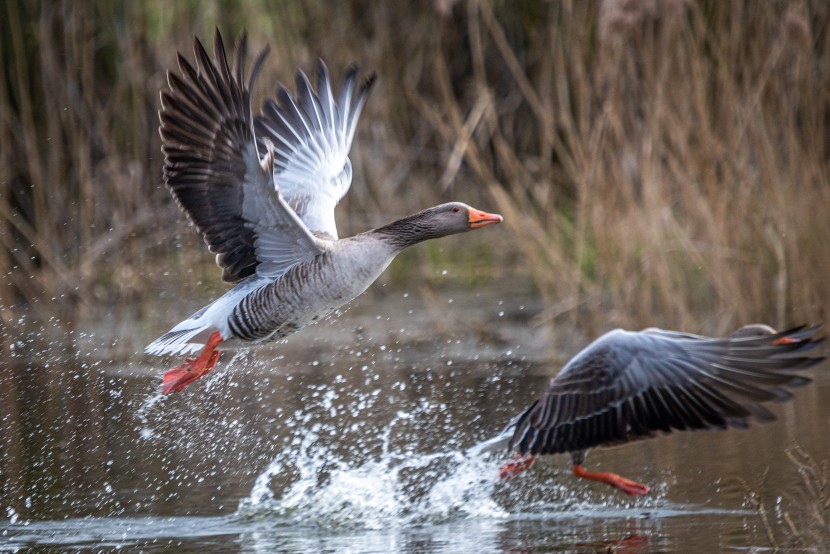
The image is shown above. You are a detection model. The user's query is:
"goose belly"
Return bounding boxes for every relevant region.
[223,246,394,348]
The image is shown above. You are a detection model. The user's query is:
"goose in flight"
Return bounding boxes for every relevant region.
[475,324,823,495]
[146,32,503,394]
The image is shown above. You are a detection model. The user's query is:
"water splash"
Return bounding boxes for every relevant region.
[415,451,505,522]
[136,349,664,531]
[203,350,248,392]
[229,360,678,531]
[134,350,250,440]
[135,390,164,440]
[237,395,507,530]
[237,445,506,529]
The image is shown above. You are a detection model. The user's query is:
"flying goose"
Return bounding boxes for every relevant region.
[145,32,503,394]
[475,324,823,495]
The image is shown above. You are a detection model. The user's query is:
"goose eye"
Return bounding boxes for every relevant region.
[452,207,461,213]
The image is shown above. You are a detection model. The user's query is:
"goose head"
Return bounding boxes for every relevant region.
[729,324,777,339]
[730,323,797,344]
[373,202,503,249]
[422,202,503,232]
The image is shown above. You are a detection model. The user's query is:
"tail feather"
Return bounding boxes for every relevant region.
[466,425,515,457]
[145,325,212,356]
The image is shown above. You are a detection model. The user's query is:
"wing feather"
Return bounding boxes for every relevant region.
[508,326,824,456]
[160,31,324,283]
[254,62,377,239]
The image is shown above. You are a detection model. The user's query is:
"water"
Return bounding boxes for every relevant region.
[2,290,829,552]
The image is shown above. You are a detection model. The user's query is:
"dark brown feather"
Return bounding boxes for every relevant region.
[159,31,269,282]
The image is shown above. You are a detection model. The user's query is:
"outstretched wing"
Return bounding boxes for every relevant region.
[254,62,376,240]
[160,31,324,283]
[509,326,824,456]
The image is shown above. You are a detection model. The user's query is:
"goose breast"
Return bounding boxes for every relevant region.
[220,237,397,348]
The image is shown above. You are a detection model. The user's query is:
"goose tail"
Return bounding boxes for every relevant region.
[145,306,217,357]
[467,423,515,457]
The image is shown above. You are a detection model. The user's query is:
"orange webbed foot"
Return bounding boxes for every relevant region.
[572,464,650,496]
[499,454,539,481]
[161,332,223,395]
[610,476,651,496]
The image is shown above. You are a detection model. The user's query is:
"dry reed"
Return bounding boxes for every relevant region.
[1,0,828,353]
[746,447,830,550]
[408,0,830,337]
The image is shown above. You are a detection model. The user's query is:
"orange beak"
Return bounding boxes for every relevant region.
[468,207,503,229]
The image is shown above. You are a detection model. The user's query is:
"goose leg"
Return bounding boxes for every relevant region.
[572,464,650,495]
[161,332,223,395]
[499,454,539,481]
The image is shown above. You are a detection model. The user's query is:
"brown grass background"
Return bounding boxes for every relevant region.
[2,0,829,352]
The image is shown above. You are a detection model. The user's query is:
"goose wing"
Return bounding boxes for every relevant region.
[160,31,324,283]
[509,326,824,456]
[254,63,376,240]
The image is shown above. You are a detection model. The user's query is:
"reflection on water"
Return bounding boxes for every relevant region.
[1,291,829,552]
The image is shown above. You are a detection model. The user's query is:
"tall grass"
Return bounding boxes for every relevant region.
[1,0,828,352]
[0,2,168,328]
[746,447,830,550]
[408,0,830,336]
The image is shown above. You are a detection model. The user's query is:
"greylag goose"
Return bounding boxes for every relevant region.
[476,324,824,495]
[145,32,503,394]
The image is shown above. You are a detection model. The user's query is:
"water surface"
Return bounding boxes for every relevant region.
[2,290,828,552]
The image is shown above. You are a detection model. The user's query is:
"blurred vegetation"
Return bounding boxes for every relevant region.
[2,0,829,353]
[746,448,830,551]
[780,448,830,550]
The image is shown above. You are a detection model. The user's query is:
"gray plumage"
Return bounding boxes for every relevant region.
[146,31,502,361]
[504,325,823,461]
[472,325,823,465]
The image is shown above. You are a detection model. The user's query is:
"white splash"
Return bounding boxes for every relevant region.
[135,390,165,439]
[237,402,508,529]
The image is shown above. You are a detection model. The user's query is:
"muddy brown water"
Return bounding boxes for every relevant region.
[2,289,829,552]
